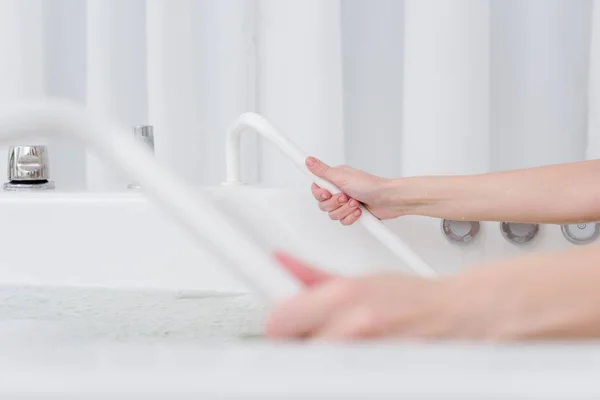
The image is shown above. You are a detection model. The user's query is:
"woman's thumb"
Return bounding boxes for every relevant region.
[273,251,333,287]
[306,157,332,180]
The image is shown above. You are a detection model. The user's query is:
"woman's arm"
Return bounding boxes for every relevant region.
[307,157,600,224]
[266,245,600,340]
[387,160,600,223]
[454,243,600,339]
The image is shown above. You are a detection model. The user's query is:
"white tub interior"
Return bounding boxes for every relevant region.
[0,186,592,342]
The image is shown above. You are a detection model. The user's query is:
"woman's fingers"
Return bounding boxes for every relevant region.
[265,279,359,339]
[328,198,360,221]
[311,183,331,201]
[273,251,333,287]
[314,306,381,340]
[318,193,348,212]
[311,180,360,224]
[340,208,362,226]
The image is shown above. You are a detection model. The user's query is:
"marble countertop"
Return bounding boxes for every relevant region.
[1,338,599,399]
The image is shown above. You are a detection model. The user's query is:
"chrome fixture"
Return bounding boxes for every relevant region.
[128,125,154,189]
[500,222,539,244]
[561,223,600,245]
[3,145,55,191]
[441,219,480,244]
[133,125,154,152]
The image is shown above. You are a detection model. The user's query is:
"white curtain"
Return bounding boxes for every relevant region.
[0,0,596,189]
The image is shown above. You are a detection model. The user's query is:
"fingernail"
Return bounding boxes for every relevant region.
[306,157,317,167]
[320,192,329,200]
[349,199,358,208]
[354,209,361,217]
[338,195,347,204]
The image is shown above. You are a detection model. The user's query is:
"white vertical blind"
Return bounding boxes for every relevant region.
[86,0,148,190]
[401,0,490,176]
[0,0,45,183]
[256,0,345,187]
[190,0,258,185]
[0,0,595,189]
[147,0,257,186]
[146,0,207,186]
[42,0,87,190]
[491,0,592,171]
[342,0,404,178]
[0,0,44,97]
[588,0,600,160]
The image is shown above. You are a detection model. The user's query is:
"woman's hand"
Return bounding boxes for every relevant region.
[306,157,406,225]
[266,246,600,340]
[265,252,483,340]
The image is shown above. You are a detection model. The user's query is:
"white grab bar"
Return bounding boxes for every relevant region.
[0,100,302,303]
[225,112,438,277]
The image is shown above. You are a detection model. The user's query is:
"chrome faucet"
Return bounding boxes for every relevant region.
[128,125,154,189]
[132,125,154,152]
[3,145,55,191]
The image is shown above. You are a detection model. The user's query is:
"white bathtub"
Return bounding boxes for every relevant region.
[2,186,600,398]
[0,186,591,342]
[1,340,599,399]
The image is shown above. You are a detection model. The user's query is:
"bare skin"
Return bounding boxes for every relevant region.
[264,157,600,340]
[266,247,600,340]
[306,156,600,225]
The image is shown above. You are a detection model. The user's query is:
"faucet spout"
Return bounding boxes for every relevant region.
[0,100,302,303]
[225,112,438,277]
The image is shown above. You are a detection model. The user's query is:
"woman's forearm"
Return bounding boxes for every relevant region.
[451,244,600,339]
[389,160,600,223]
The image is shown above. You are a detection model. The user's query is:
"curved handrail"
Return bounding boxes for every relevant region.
[0,100,302,303]
[225,112,438,277]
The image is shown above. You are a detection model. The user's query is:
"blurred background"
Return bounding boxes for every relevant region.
[0,0,597,189]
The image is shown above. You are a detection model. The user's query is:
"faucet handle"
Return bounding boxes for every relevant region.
[133,125,154,153]
[4,145,55,191]
[8,145,50,181]
[128,125,154,189]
